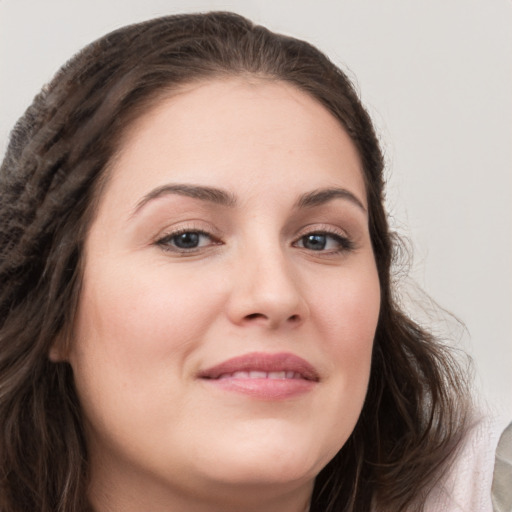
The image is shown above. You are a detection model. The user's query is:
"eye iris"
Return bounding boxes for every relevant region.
[303,234,327,250]
[173,232,200,249]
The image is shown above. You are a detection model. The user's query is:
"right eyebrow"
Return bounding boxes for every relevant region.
[131,183,237,217]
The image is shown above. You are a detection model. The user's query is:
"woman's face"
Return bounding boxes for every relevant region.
[64,78,380,510]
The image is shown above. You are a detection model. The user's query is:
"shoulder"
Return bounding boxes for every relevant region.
[492,421,512,512]
[423,407,510,512]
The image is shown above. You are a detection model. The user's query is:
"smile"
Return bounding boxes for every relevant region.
[198,352,319,399]
[217,371,305,380]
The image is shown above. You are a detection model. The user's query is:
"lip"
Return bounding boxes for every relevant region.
[198,352,319,400]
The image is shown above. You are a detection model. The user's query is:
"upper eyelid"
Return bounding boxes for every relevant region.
[154,221,219,240]
[292,223,349,239]
[157,228,218,245]
[154,223,351,241]
[156,224,348,239]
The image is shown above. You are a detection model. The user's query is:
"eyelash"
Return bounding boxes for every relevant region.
[155,226,354,255]
[293,228,354,254]
[156,228,221,254]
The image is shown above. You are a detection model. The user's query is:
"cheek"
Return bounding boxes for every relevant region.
[313,261,380,354]
[309,261,379,431]
[68,259,229,448]
[73,259,223,366]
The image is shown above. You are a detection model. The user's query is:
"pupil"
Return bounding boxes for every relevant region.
[174,232,200,249]
[304,234,326,250]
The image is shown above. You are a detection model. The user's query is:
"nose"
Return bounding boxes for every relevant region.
[226,245,309,330]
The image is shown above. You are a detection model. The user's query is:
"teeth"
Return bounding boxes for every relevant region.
[217,371,302,380]
[232,371,250,379]
[249,371,267,379]
[268,371,286,379]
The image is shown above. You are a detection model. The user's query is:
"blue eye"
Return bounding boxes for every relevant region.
[173,232,202,249]
[296,232,352,252]
[157,230,214,252]
[301,234,328,251]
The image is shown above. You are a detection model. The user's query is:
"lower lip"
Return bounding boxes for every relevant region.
[201,377,316,400]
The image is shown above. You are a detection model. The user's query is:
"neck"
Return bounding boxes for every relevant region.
[88,454,313,512]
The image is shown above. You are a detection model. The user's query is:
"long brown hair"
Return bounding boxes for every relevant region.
[0,12,469,512]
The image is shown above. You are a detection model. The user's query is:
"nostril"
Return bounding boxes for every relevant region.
[245,313,267,320]
[288,314,300,322]
[243,312,302,324]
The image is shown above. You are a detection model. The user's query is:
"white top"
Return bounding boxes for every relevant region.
[423,407,510,512]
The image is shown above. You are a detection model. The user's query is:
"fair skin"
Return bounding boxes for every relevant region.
[54,78,380,512]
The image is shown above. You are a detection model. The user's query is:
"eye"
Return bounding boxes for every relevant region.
[156,229,218,253]
[294,231,353,253]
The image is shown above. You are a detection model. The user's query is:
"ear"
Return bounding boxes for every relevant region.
[48,332,70,362]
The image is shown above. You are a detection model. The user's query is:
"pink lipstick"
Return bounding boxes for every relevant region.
[198,352,319,399]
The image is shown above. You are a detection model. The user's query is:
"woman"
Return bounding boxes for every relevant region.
[0,11,485,512]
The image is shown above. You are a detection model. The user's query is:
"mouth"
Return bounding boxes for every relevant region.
[216,370,307,380]
[198,352,319,399]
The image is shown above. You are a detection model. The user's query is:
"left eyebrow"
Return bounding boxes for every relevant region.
[295,187,367,212]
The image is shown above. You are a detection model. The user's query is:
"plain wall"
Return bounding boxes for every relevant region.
[1,0,511,415]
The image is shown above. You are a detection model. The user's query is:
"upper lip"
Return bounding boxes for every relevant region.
[198,352,320,381]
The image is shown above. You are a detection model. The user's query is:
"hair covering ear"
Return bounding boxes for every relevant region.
[48,333,70,362]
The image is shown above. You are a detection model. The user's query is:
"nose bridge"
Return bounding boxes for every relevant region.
[228,233,308,328]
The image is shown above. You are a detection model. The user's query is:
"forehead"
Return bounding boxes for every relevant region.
[102,77,366,211]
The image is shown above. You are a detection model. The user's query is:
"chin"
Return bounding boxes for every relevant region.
[191,422,338,488]
[200,457,319,491]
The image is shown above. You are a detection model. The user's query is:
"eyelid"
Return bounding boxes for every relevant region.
[153,220,219,241]
[292,224,355,252]
[293,223,349,241]
[154,222,223,254]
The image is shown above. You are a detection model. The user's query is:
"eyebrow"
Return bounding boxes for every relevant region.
[295,187,367,212]
[132,184,237,216]
[132,183,366,217]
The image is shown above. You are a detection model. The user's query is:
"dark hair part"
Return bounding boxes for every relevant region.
[0,12,469,512]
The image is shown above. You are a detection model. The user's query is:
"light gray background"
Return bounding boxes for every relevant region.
[1,0,511,415]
